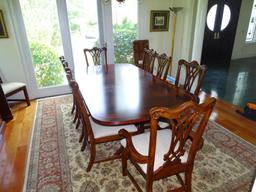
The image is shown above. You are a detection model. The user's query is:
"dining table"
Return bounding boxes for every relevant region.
[76,63,195,126]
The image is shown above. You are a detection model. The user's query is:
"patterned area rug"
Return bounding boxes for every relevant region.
[24,95,256,192]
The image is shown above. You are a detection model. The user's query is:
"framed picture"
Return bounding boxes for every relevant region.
[0,10,8,38]
[150,10,170,32]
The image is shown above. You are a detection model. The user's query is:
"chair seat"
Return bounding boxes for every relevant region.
[2,82,26,94]
[121,129,188,173]
[90,117,138,138]
[158,121,169,129]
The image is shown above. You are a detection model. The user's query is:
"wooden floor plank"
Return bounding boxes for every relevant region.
[0,94,255,192]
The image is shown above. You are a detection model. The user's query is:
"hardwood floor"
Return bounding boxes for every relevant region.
[0,95,255,192]
[0,101,36,192]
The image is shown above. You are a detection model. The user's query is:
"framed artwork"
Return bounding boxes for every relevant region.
[150,10,170,32]
[0,10,8,38]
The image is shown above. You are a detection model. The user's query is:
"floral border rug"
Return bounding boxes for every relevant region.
[24,95,256,192]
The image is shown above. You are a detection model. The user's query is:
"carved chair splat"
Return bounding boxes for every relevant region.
[119,97,216,192]
[83,47,107,67]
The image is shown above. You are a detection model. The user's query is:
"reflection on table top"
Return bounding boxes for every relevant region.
[76,64,193,125]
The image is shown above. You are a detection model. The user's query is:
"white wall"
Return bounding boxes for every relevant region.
[138,0,199,77]
[138,0,173,55]
[0,0,27,83]
[192,0,208,61]
[232,0,256,59]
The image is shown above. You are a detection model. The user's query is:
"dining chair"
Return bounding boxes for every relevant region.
[64,67,86,137]
[153,53,172,81]
[59,55,65,63]
[0,76,30,106]
[59,58,74,114]
[133,39,149,67]
[65,72,86,147]
[119,97,216,192]
[83,47,107,67]
[70,80,140,172]
[59,56,69,69]
[175,59,207,103]
[142,48,157,73]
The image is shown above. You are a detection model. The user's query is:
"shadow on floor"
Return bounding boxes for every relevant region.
[202,57,256,107]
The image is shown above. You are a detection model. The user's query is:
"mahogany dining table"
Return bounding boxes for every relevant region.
[76,64,194,126]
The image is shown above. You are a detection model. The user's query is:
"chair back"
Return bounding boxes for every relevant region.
[148,97,216,174]
[142,48,157,73]
[70,80,95,142]
[59,56,65,62]
[65,68,73,84]
[175,59,207,98]
[83,47,107,66]
[154,53,172,80]
[133,40,149,65]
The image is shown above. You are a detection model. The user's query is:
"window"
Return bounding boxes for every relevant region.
[206,4,217,31]
[246,0,256,43]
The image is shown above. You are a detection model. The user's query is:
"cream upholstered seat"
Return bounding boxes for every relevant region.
[158,121,169,129]
[2,82,26,94]
[0,76,30,106]
[90,117,137,138]
[121,129,188,173]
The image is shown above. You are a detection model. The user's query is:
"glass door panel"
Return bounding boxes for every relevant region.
[66,0,100,78]
[19,0,67,88]
[111,0,138,64]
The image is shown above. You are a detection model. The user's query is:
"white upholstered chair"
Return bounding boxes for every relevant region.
[70,80,140,172]
[119,98,216,192]
[0,77,30,106]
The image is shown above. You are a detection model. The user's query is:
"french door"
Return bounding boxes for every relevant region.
[7,0,105,98]
[8,0,137,98]
[201,0,242,68]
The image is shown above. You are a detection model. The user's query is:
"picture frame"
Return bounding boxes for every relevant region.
[150,10,170,32]
[0,10,8,38]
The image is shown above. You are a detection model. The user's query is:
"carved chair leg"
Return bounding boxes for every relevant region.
[121,149,129,176]
[146,179,153,192]
[81,137,87,151]
[71,102,75,114]
[198,138,204,150]
[184,169,192,192]
[23,87,30,106]
[73,108,79,123]
[81,126,88,151]
[76,118,81,129]
[86,144,96,172]
[79,122,84,142]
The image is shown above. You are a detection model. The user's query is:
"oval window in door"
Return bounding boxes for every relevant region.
[221,4,231,31]
[207,4,218,31]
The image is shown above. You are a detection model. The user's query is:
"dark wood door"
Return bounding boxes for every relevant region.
[201,0,242,68]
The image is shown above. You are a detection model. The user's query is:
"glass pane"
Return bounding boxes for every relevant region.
[207,4,218,31]
[112,0,138,64]
[246,0,256,42]
[20,0,66,88]
[221,4,231,31]
[67,0,100,77]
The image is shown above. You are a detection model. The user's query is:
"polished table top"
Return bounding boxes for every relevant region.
[77,64,193,126]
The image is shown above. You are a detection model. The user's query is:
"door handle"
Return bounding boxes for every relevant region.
[217,32,220,39]
[213,32,217,40]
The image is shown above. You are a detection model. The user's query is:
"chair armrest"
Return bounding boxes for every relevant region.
[118,129,149,163]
